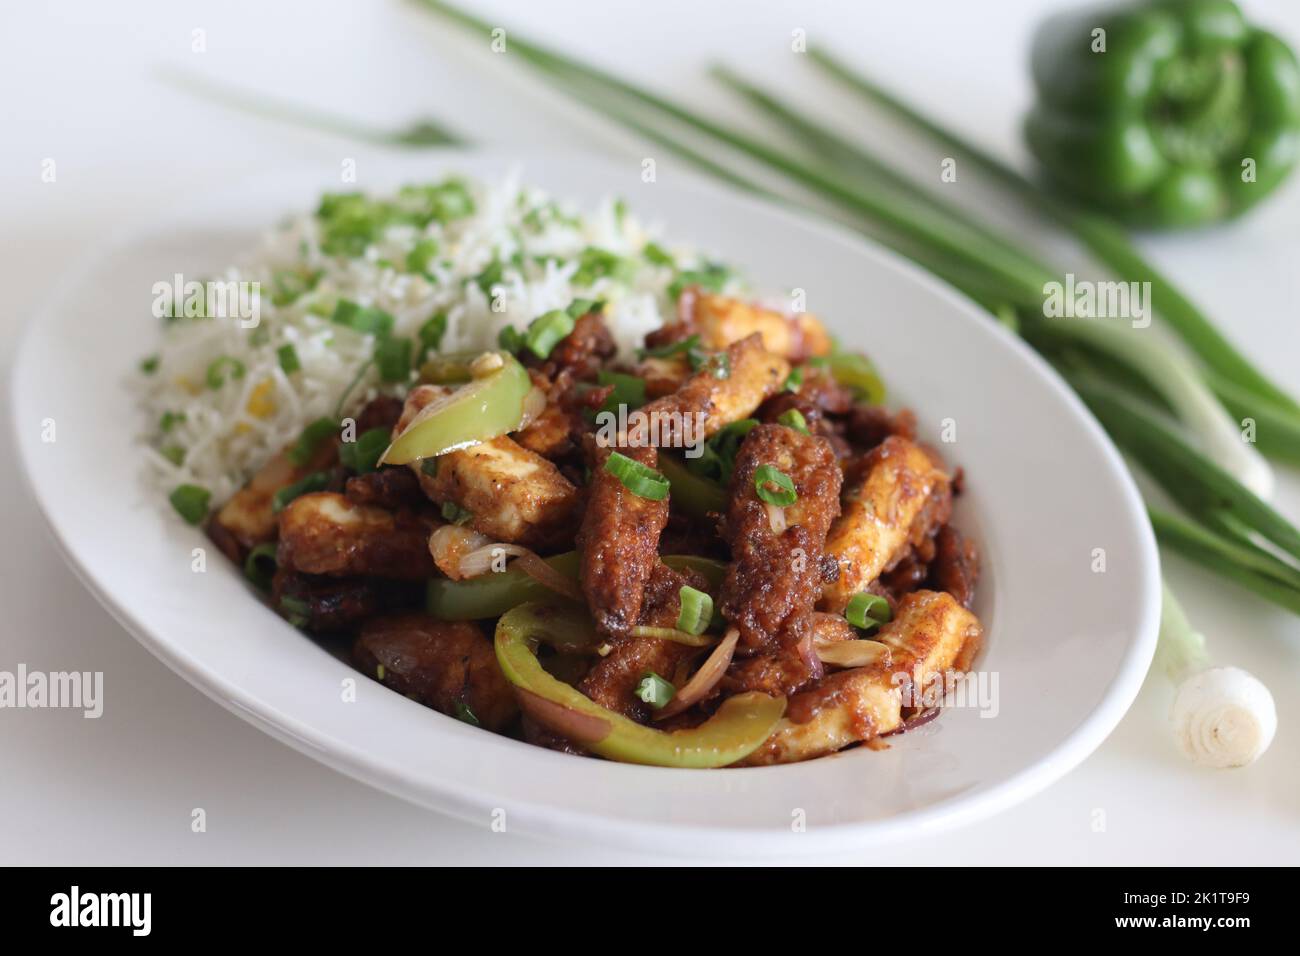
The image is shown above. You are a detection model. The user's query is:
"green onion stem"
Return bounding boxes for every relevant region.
[806,46,1299,415]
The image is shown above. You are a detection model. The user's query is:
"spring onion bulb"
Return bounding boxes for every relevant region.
[1158,583,1276,768]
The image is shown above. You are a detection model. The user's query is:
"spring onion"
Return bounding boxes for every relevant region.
[288,417,338,466]
[809,352,886,405]
[845,592,891,631]
[271,471,330,513]
[634,672,675,709]
[777,408,809,434]
[169,484,211,525]
[524,309,575,359]
[243,542,278,590]
[205,356,246,389]
[276,343,301,374]
[331,299,395,337]
[596,370,646,411]
[406,238,440,274]
[441,500,474,525]
[604,451,669,501]
[139,354,160,375]
[675,586,714,636]
[1156,582,1275,768]
[339,427,390,474]
[753,464,796,506]
[782,367,804,393]
[375,336,413,383]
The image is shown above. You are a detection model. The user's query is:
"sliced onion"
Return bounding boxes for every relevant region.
[816,639,891,668]
[514,687,611,744]
[629,625,716,648]
[456,541,528,579]
[881,706,942,737]
[517,385,549,432]
[765,502,787,534]
[654,627,739,721]
[514,550,584,602]
[428,525,493,580]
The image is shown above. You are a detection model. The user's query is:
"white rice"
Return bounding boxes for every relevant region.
[137,172,741,505]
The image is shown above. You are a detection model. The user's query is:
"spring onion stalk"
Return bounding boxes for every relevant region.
[806,46,1300,416]
[1028,316,1273,500]
[1156,582,1276,768]
[1205,371,1300,466]
[160,67,463,146]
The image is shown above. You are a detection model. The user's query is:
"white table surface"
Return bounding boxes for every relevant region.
[2,0,1298,865]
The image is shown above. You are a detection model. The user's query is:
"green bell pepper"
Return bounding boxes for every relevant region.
[494,602,785,767]
[381,351,533,464]
[1025,0,1300,227]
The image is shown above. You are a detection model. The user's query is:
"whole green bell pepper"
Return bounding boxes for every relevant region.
[1025,0,1300,227]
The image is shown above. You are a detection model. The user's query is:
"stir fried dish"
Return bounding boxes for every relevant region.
[204,291,984,768]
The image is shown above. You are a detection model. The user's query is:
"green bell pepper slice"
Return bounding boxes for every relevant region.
[1025,0,1300,227]
[494,602,785,767]
[381,351,532,464]
[426,552,726,620]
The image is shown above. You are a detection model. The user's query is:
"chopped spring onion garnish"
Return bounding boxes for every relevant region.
[810,353,886,404]
[524,309,575,359]
[643,242,674,267]
[243,542,278,591]
[778,408,809,434]
[754,464,797,506]
[375,335,413,383]
[687,417,758,484]
[604,451,670,501]
[271,471,330,513]
[276,343,301,375]
[567,297,599,319]
[159,411,185,433]
[406,238,440,275]
[169,484,211,525]
[640,334,702,361]
[339,427,390,474]
[454,701,481,727]
[783,367,803,393]
[139,354,160,375]
[331,299,395,337]
[675,586,714,636]
[288,417,338,466]
[417,312,448,363]
[596,369,647,410]
[845,592,891,631]
[441,500,474,525]
[205,356,246,389]
[161,445,185,466]
[634,672,675,709]
[279,594,310,629]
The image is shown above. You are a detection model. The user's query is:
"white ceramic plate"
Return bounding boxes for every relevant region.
[11,151,1160,857]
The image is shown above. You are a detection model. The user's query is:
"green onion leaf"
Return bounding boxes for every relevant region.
[277,343,301,375]
[596,369,647,411]
[205,356,246,389]
[754,464,797,506]
[845,592,892,631]
[339,427,391,475]
[783,367,804,393]
[687,418,757,484]
[375,335,413,382]
[524,309,575,359]
[169,484,211,525]
[567,297,599,319]
[331,299,395,337]
[288,417,338,466]
[159,411,186,433]
[634,671,675,709]
[272,471,331,513]
[441,500,474,525]
[406,238,440,275]
[676,586,714,636]
[418,312,448,361]
[139,354,160,375]
[497,325,525,354]
[640,334,701,361]
[454,701,481,727]
[604,451,669,501]
[643,242,674,267]
[243,542,279,591]
[777,408,809,434]
[161,445,185,466]
[701,350,731,379]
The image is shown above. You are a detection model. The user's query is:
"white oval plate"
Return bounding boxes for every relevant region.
[11,151,1160,857]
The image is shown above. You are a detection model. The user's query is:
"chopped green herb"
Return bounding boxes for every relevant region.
[339,427,392,475]
[524,309,575,359]
[417,312,448,360]
[778,408,810,434]
[277,343,301,375]
[605,451,670,501]
[161,444,185,466]
[288,417,338,466]
[272,471,331,513]
[845,592,891,632]
[596,370,647,411]
[169,484,211,525]
[375,336,413,383]
[406,238,440,275]
[331,299,395,337]
[754,464,797,507]
[572,246,635,286]
[159,411,186,433]
[139,354,160,375]
[643,242,674,267]
[205,356,246,390]
[243,542,278,591]
[454,701,481,727]
[783,367,804,393]
[634,672,675,709]
[668,261,731,300]
[676,586,714,636]
[497,325,525,354]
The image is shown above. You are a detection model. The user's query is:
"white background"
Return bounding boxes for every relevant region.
[2,0,1298,865]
